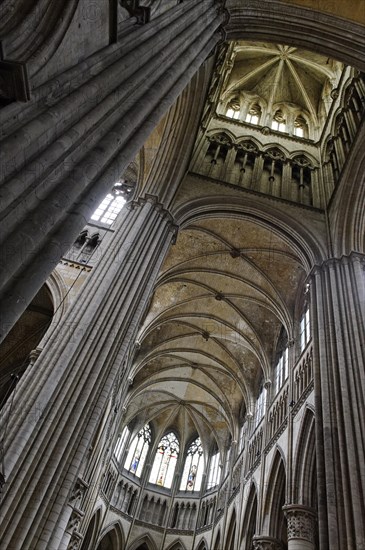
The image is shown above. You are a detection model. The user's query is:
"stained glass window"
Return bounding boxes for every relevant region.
[149,432,179,489]
[124,424,151,478]
[180,437,204,491]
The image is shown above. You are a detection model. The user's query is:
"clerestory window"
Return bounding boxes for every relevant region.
[149,432,179,489]
[124,423,151,477]
[294,115,307,138]
[245,104,261,125]
[271,109,286,132]
[207,449,220,489]
[180,437,204,492]
[254,384,267,427]
[114,425,130,461]
[90,183,126,225]
[274,347,288,393]
[225,97,241,119]
[300,307,311,352]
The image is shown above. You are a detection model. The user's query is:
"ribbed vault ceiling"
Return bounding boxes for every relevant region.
[225,42,342,127]
[124,216,306,454]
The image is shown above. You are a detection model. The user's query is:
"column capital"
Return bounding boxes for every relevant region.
[283,504,316,543]
[311,251,365,276]
[253,535,283,550]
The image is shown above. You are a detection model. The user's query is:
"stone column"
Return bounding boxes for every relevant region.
[0,196,178,549]
[310,253,365,550]
[283,505,316,550]
[0,0,226,342]
[252,535,282,550]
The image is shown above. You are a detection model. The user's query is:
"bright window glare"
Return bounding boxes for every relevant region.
[91,187,126,225]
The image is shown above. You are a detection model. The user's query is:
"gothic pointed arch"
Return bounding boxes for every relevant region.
[241,482,258,550]
[262,448,287,545]
[166,539,188,550]
[213,529,221,550]
[196,537,208,550]
[80,508,102,550]
[293,407,316,507]
[96,521,124,550]
[225,508,237,550]
[226,1,365,70]
[128,533,158,550]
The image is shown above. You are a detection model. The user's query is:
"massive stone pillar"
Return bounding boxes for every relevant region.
[311,253,365,550]
[0,0,226,342]
[0,196,178,549]
[283,505,316,550]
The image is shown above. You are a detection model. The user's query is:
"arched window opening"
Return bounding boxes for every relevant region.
[114,426,130,461]
[254,383,267,427]
[90,182,130,225]
[274,348,289,394]
[207,449,220,489]
[292,156,313,205]
[149,432,179,489]
[180,437,204,492]
[300,307,311,352]
[263,148,285,195]
[274,327,289,394]
[245,103,261,125]
[224,435,232,477]
[225,97,240,119]
[294,115,307,138]
[124,423,151,477]
[271,109,286,132]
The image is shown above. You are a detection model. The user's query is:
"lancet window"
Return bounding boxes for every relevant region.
[124,424,152,478]
[180,437,204,492]
[149,432,180,489]
[300,307,311,352]
[114,426,130,461]
[254,384,267,427]
[207,449,220,489]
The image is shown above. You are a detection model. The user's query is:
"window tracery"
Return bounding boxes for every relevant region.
[90,181,131,225]
[149,432,180,489]
[180,437,204,492]
[124,424,151,477]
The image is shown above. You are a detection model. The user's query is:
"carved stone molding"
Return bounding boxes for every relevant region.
[253,535,283,550]
[283,504,316,542]
[67,529,83,550]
